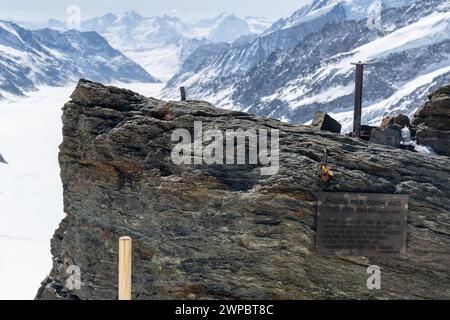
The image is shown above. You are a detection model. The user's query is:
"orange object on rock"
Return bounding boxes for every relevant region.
[319,150,334,182]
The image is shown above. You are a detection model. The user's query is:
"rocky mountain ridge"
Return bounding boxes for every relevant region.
[36,80,450,300]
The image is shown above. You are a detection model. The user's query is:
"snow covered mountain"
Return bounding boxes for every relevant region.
[42,12,272,82]
[244,16,273,34]
[162,2,350,98]
[78,12,206,81]
[0,20,159,99]
[163,0,450,131]
[193,12,252,43]
[265,0,413,34]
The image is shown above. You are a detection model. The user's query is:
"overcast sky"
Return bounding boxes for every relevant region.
[0,0,310,23]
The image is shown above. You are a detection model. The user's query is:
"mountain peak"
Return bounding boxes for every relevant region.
[100,13,118,21]
[217,11,236,19]
[123,10,143,18]
[120,10,145,22]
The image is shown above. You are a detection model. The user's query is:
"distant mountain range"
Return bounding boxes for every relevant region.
[34,11,273,81]
[2,0,448,132]
[0,20,159,99]
[163,0,450,131]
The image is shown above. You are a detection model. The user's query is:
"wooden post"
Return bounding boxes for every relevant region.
[351,62,365,137]
[180,86,186,101]
[118,236,132,300]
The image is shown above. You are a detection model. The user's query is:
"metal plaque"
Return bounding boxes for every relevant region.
[317,193,409,256]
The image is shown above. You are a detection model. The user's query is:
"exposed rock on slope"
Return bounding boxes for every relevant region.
[37,80,450,300]
[412,85,450,156]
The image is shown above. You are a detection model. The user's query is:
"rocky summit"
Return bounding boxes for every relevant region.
[36,80,450,300]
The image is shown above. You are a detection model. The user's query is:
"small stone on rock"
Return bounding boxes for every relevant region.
[311,111,342,134]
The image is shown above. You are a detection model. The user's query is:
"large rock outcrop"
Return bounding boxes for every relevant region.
[37,80,450,300]
[412,85,450,156]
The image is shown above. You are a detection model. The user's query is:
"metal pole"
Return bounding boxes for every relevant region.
[180,86,186,101]
[118,236,132,300]
[352,62,365,137]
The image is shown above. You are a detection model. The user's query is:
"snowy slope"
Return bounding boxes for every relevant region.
[0,21,159,98]
[330,9,450,74]
[330,62,450,132]
[244,2,450,127]
[162,1,349,100]
[0,86,72,299]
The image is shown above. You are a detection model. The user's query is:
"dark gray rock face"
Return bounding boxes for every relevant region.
[37,80,450,300]
[359,125,377,141]
[311,112,342,133]
[412,85,450,156]
[369,125,402,148]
